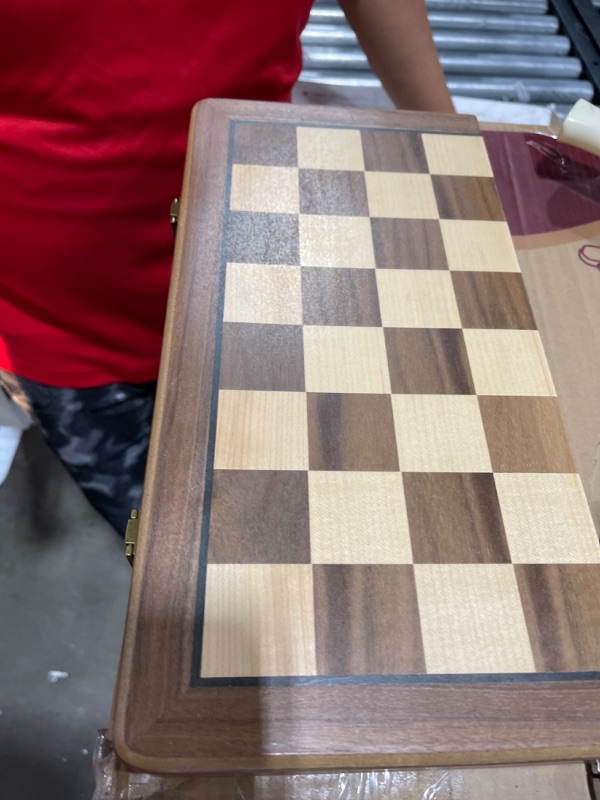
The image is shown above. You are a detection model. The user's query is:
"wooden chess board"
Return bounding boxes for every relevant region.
[114,100,600,774]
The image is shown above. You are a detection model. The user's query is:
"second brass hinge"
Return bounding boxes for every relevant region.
[125,508,140,566]
[170,197,179,236]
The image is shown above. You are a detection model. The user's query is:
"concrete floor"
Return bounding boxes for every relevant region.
[0,427,131,800]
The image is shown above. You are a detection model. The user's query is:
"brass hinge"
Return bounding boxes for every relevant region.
[170,197,179,236]
[125,508,140,566]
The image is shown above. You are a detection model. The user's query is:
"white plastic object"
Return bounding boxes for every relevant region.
[0,426,22,486]
[557,99,600,157]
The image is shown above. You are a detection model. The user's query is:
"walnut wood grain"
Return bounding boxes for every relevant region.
[112,99,600,775]
[433,175,505,221]
[208,471,310,564]
[361,130,428,173]
[452,272,537,330]
[404,473,510,563]
[313,565,426,675]
[232,122,298,166]
[299,169,369,216]
[384,328,474,394]
[307,393,399,471]
[118,681,600,773]
[302,267,381,326]
[219,322,305,391]
[479,396,576,473]
[516,565,600,672]
[371,219,448,270]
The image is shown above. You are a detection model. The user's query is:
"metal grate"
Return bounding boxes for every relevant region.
[301,0,598,108]
[547,0,600,100]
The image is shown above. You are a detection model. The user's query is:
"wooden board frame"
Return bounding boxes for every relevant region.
[113,99,600,774]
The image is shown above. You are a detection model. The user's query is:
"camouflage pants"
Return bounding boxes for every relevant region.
[0,370,156,536]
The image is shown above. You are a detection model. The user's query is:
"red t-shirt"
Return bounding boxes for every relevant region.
[0,0,313,386]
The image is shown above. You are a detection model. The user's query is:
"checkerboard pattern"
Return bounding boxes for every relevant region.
[198,122,600,682]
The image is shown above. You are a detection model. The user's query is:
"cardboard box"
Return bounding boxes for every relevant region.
[94,730,593,800]
[484,129,600,535]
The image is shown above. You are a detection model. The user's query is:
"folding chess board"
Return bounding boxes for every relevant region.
[114,100,600,774]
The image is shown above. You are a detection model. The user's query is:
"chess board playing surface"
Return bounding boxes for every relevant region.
[114,101,600,774]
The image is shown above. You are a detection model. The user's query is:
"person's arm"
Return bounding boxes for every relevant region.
[338,0,454,112]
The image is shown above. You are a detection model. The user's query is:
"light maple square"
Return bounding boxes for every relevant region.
[376,270,461,328]
[391,395,491,472]
[415,564,535,673]
[299,215,375,268]
[440,220,521,272]
[303,326,391,394]
[214,390,308,470]
[223,263,302,325]
[308,472,412,564]
[229,165,299,213]
[422,133,494,177]
[495,473,600,564]
[296,126,365,171]
[365,172,438,219]
[201,564,316,677]
[464,329,556,396]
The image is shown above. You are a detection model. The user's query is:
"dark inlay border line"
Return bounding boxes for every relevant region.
[190,119,598,690]
[190,120,236,688]
[232,119,482,138]
[192,671,600,688]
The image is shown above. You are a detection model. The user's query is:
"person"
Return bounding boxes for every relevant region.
[0,0,453,536]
